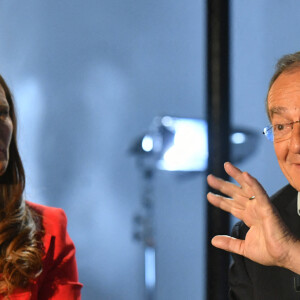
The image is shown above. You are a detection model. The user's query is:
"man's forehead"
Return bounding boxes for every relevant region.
[267,69,300,118]
[268,105,300,118]
[270,67,300,93]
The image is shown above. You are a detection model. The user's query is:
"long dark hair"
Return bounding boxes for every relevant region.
[0,75,43,295]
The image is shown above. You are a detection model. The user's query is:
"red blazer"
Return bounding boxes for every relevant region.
[2,202,83,300]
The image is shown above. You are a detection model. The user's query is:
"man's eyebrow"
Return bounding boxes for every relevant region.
[269,106,288,116]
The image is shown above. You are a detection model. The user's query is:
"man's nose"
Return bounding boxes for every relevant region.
[289,123,300,153]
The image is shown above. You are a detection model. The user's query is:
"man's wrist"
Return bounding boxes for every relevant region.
[283,239,300,274]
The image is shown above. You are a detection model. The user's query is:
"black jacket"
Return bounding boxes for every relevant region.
[229,184,300,300]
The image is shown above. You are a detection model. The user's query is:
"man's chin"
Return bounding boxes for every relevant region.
[279,164,300,192]
[286,177,300,192]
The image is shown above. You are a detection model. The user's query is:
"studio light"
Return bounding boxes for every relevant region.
[156,116,208,171]
[131,115,258,172]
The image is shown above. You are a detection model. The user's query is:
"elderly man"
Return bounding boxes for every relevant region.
[207,51,300,299]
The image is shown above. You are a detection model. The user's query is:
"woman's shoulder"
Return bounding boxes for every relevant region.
[25,201,68,235]
[25,202,82,296]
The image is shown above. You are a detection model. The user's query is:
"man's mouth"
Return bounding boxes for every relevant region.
[289,162,300,167]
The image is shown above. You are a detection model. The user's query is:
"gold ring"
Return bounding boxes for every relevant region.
[249,196,255,200]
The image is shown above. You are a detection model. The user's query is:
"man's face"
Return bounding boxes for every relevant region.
[268,67,300,191]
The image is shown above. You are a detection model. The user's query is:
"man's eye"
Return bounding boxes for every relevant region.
[275,124,286,131]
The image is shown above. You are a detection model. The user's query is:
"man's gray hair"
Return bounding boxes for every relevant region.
[266,51,300,120]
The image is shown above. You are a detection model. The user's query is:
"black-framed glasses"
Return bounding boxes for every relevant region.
[263,120,300,142]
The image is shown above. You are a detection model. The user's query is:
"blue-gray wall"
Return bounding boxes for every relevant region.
[0,1,299,299]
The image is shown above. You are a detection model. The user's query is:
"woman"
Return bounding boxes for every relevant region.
[0,75,82,299]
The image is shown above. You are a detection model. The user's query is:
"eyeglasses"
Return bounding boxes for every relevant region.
[263,120,300,142]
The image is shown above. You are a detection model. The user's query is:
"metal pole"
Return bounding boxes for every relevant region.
[133,167,156,300]
[142,170,156,300]
[206,0,231,299]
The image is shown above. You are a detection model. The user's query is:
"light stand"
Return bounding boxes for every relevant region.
[130,115,258,300]
[133,165,156,300]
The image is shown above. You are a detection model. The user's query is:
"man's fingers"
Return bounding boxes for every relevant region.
[224,162,269,203]
[211,235,245,256]
[207,174,244,198]
[207,162,253,198]
[224,162,247,187]
[243,172,270,206]
[207,192,245,219]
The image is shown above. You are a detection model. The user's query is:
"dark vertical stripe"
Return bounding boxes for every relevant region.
[206,0,231,299]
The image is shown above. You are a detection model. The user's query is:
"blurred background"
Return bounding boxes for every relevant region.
[0,0,298,299]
